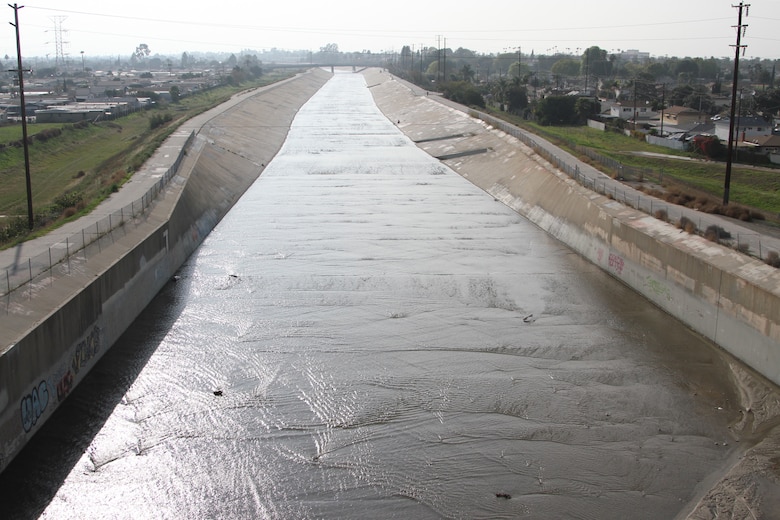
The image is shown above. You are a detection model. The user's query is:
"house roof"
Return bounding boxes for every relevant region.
[715,116,769,127]
[663,105,703,116]
[749,134,780,147]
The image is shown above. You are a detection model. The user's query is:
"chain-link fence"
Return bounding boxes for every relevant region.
[2,131,195,298]
[467,109,776,262]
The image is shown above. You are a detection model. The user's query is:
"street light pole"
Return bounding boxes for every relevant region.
[9,3,33,229]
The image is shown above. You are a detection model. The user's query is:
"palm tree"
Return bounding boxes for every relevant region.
[460,64,475,83]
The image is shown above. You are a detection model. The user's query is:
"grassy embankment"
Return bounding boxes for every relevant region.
[0,71,296,248]
[491,111,780,218]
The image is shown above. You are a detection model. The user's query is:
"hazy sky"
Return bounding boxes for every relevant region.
[5,1,780,62]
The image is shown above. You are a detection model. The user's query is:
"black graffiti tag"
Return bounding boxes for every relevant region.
[71,327,101,376]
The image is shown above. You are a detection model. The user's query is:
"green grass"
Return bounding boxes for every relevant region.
[0,71,296,246]
[493,111,780,215]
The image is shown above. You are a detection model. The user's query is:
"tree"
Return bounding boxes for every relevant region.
[674,58,699,78]
[230,66,246,85]
[697,58,720,80]
[754,88,780,119]
[682,86,713,114]
[169,85,181,103]
[401,45,412,69]
[670,84,713,113]
[626,72,659,104]
[440,81,485,108]
[669,84,694,107]
[505,83,528,114]
[575,97,601,122]
[535,96,578,125]
[134,43,150,61]
[491,77,508,109]
[551,58,581,78]
[459,64,475,83]
[582,46,612,79]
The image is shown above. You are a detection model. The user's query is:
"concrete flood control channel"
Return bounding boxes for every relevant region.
[0,67,779,517]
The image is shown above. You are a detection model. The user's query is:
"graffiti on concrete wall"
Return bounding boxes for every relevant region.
[20,381,49,433]
[18,325,102,435]
[608,253,625,276]
[645,276,672,301]
[57,326,102,403]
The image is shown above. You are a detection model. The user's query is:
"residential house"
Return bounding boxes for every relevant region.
[609,100,658,121]
[661,106,707,127]
[746,134,780,156]
[714,116,774,142]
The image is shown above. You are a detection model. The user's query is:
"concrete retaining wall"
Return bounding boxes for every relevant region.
[0,68,332,474]
[492,172,780,386]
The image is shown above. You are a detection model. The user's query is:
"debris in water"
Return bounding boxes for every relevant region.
[495,493,511,499]
[213,390,223,396]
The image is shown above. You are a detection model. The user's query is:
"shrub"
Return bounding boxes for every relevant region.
[654,208,668,221]
[0,216,28,242]
[704,225,730,242]
[34,127,63,142]
[766,251,780,268]
[678,216,697,234]
[440,81,485,108]
[53,191,83,211]
[149,113,173,130]
[723,204,753,222]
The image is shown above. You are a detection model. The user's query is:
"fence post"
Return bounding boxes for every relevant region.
[49,248,53,286]
[96,222,101,253]
[83,229,87,260]
[28,258,32,300]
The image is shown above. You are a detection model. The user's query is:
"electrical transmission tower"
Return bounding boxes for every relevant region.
[51,16,69,70]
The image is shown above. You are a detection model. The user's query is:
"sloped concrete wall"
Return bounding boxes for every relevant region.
[366,69,780,388]
[0,68,332,474]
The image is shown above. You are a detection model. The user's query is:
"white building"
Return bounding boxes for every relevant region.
[714,116,774,142]
[609,100,658,121]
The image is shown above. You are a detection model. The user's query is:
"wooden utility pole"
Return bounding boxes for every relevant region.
[724,2,749,206]
[8,3,33,229]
